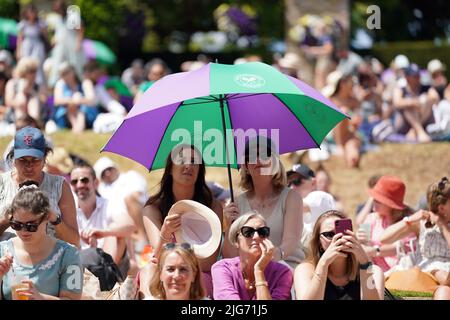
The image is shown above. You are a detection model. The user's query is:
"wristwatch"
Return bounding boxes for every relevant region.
[359,261,373,270]
[50,213,62,226]
[374,245,381,256]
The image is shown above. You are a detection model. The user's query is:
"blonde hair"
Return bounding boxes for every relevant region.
[228,211,266,246]
[149,245,205,300]
[307,210,359,281]
[239,157,287,192]
[15,57,38,78]
[427,177,450,214]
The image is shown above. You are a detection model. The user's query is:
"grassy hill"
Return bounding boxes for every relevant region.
[1,130,449,217]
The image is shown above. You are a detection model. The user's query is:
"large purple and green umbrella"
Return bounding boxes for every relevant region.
[102,62,348,200]
[83,39,116,65]
[0,17,18,50]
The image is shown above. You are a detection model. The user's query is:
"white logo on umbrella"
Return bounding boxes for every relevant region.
[234,73,266,88]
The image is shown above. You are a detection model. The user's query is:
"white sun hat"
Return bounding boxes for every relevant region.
[168,200,222,259]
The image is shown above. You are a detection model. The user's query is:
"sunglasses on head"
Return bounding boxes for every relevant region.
[70,177,90,186]
[320,231,336,240]
[9,215,46,232]
[438,177,448,191]
[240,226,271,239]
[163,242,194,253]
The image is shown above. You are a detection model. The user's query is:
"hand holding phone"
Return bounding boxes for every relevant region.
[335,218,353,234]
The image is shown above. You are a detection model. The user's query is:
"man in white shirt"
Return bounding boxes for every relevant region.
[70,163,135,274]
[93,157,148,254]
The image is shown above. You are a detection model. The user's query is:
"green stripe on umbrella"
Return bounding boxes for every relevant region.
[0,17,18,49]
[83,39,116,65]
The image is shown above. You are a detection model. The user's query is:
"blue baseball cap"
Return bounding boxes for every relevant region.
[14,126,46,159]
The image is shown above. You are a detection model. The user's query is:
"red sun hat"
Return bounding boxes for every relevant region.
[369,175,406,210]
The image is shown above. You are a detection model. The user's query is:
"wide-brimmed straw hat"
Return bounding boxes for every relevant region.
[369,175,406,210]
[168,200,222,259]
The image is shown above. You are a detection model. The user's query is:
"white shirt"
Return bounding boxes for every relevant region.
[98,171,148,218]
[76,196,113,250]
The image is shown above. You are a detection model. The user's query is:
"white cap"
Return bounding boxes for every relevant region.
[393,54,410,70]
[93,157,117,179]
[303,191,336,223]
[0,50,13,65]
[427,59,446,75]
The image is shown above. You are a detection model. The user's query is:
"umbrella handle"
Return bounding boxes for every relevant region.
[219,95,235,203]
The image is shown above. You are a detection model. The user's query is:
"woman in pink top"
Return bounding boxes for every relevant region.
[211,212,293,300]
[358,175,416,272]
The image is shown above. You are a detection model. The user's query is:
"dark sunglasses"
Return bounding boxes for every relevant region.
[164,242,194,253]
[288,178,303,187]
[240,226,271,239]
[9,215,46,232]
[438,177,448,191]
[320,231,336,240]
[70,177,90,186]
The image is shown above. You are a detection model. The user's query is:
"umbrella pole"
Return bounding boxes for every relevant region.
[219,95,235,203]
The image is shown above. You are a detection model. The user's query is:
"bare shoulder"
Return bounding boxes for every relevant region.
[142,201,162,221]
[286,189,302,205]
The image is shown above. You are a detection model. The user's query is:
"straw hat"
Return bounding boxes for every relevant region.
[369,175,406,210]
[168,200,222,259]
[386,267,438,294]
[46,147,74,174]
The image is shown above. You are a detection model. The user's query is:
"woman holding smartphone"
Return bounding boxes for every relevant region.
[294,210,384,300]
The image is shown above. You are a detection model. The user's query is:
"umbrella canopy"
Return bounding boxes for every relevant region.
[0,17,18,49]
[103,62,348,199]
[83,39,116,65]
[103,77,133,111]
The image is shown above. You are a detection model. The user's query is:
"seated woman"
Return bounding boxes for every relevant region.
[380,177,450,300]
[144,242,206,300]
[141,144,223,298]
[223,136,304,269]
[212,212,293,300]
[53,62,98,133]
[357,175,415,273]
[0,185,82,300]
[294,210,384,300]
[0,126,79,246]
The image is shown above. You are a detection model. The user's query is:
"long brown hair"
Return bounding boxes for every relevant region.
[307,210,359,281]
[145,144,212,218]
[149,245,205,300]
[427,177,450,214]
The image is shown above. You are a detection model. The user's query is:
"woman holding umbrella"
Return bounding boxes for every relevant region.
[141,144,223,298]
[223,136,304,269]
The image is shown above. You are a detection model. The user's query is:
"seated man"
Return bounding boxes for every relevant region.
[93,157,149,255]
[70,163,136,276]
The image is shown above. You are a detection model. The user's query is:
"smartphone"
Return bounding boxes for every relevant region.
[335,218,353,234]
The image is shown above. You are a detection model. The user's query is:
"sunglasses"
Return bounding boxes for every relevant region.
[438,177,448,191]
[240,226,271,239]
[9,215,46,232]
[320,231,336,240]
[288,178,303,187]
[70,177,90,186]
[163,242,194,253]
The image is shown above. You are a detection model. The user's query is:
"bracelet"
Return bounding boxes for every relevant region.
[255,281,268,287]
[312,272,326,283]
[403,216,412,226]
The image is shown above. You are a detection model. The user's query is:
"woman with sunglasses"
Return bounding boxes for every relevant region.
[223,136,304,268]
[144,242,206,300]
[380,177,450,300]
[141,144,223,297]
[294,210,384,300]
[0,127,79,247]
[212,212,293,300]
[0,185,82,300]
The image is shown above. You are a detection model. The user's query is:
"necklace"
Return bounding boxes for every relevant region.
[242,270,255,290]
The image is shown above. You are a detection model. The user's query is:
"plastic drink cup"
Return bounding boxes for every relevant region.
[10,274,30,300]
[359,223,372,242]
